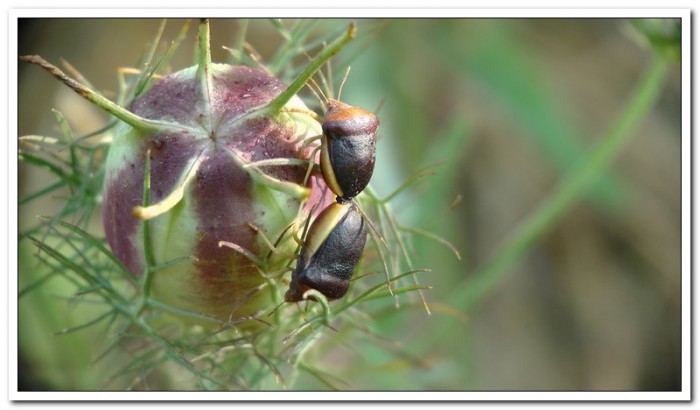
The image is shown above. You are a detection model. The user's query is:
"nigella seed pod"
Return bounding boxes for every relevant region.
[100,63,333,321]
[320,99,379,200]
[285,200,368,302]
[20,20,363,324]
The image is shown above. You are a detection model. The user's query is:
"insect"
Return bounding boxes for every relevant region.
[319,98,379,200]
[285,199,368,302]
[282,67,386,304]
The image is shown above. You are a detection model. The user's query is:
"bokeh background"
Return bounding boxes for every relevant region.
[18,18,682,391]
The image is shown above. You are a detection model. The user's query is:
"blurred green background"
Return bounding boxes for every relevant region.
[18,18,681,391]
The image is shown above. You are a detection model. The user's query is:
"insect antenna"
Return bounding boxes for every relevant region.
[301,50,332,109]
[336,66,352,102]
[321,52,334,100]
[373,96,385,116]
[307,77,329,108]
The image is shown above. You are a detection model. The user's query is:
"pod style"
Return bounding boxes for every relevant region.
[285,200,368,302]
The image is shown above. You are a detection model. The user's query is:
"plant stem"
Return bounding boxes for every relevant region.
[264,23,356,114]
[197,18,213,132]
[267,20,319,74]
[233,19,249,65]
[138,150,156,313]
[449,55,669,313]
[19,55,188,134]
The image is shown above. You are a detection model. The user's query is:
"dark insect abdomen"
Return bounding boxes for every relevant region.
[326,134,376,199]
[285,202,368,301]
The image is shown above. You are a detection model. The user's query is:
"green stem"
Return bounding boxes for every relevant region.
[131,316,225,388]
[264,23,356,114]
[449,55,669,313]
[132,19,166,99]
[197,19,212,101]
[196,19,214,133]
[233,19,249,65]
[19,55,187,134]
[138,150,156,313]
[303,289,332,326]
[52,110,81,182]
[268,20,319,74]
[18,180,66,206]
[282,269,430,344]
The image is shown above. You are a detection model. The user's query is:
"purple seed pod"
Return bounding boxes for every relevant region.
[20,20,358,324]
[102,63,333,321]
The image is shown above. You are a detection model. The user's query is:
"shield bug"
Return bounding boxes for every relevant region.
[305,68,379,201]
[281,67,385,304]
[320,99,378,200]
[285,199,368,302]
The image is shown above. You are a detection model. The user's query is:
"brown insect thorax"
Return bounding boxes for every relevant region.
[322,99,379,139]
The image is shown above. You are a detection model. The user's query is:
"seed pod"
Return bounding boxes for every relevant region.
[285,200,368,302]
[99,64,333,321]
[320,99,378,200]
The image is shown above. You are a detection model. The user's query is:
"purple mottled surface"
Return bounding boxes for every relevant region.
[211,66,286,125]
[102,147,146,275]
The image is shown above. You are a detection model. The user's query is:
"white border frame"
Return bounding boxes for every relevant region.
[7,8,691,402]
